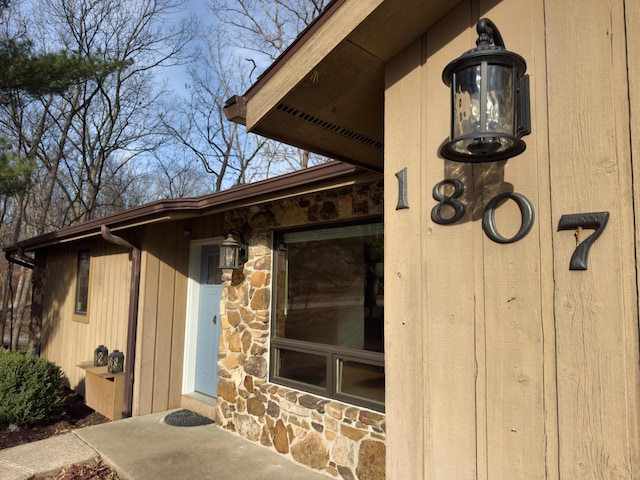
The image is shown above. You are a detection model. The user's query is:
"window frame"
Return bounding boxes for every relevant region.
[269,220,385,412]
[72,249,91,323]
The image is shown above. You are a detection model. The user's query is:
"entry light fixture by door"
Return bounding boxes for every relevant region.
[219,230,248,270]
[441,18,531,162]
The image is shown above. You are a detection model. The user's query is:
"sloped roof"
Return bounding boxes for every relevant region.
[224,0,461,171]
[4,161,374,254]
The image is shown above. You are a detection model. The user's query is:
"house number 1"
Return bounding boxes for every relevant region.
[431,179,535,244]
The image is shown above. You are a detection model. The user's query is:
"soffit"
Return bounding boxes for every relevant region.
[240,0,461,171]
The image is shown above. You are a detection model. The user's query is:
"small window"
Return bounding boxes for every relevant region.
[74,249,91,320]
[271,222,384,411]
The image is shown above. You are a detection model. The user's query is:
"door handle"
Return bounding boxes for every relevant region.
[213,315,217,325]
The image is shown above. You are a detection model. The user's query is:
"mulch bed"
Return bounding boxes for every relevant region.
[1,388,120,479]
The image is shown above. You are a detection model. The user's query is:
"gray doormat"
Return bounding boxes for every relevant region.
[163,409,215,427]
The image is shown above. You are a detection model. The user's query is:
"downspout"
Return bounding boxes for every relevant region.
[100,225,141,419]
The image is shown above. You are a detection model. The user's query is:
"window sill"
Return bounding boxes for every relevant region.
[72,313,89,324]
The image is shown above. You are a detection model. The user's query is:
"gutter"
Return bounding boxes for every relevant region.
[5,248,45,270]
[3,161,363,255]
[100,225,141,419]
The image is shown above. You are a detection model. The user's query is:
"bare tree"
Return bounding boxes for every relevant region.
[210,0,327,61]
[163,28,269,191]
[34,0,196,225]
[164,0,331,190]
[0,0,198,350]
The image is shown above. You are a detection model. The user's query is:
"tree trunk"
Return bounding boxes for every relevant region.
[10,271,28,351]
[28,261,45,355]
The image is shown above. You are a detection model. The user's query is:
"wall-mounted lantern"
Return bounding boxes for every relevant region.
[441,18,530,162]
[108,349,124,374]
[219,230,248,270]
[94,345,108,367]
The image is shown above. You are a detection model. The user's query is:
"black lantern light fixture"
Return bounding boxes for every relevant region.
[219,230,248,270]
[108,349,124,374]
[441,18,531,162]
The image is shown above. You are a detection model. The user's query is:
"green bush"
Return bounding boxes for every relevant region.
[0,350,64,426]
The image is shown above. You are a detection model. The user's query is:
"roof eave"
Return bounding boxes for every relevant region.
[5,161,372,254]
[224,0,462,170]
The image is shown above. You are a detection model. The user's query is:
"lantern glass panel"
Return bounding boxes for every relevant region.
[220,243,239,269]
[485,63,515,135]
[452,65,482,139]
[450,63,517,158]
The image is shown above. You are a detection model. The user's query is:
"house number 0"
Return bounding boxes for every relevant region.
[431,179,535,244]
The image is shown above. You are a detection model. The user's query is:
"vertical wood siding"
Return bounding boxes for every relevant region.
[385,0,640,477]
[133,216,221,416]
[41,240,131,395]
[135,222,185,415]
[545,0,640,477]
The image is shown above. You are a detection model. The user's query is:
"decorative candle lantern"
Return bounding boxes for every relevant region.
[107,349,124,373]
[94,345,109,367]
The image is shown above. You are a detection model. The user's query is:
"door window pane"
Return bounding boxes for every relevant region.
[207,253,222,284]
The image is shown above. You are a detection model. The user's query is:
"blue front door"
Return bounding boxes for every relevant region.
[194,245,222,397]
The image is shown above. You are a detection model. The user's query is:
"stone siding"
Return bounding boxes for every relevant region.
[216,177,385,480]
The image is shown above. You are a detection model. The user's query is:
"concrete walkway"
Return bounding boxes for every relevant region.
[0,410,331,480]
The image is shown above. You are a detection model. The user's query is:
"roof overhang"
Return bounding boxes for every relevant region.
[225,0,461,171]
[5,161,375,254]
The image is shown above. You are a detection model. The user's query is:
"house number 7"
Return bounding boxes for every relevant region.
[557,212,609,270]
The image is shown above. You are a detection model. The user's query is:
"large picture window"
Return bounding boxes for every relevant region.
[271,222,384,411]
[74,249,91,320]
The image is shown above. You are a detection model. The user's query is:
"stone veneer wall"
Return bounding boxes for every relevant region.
[215,178,386,480]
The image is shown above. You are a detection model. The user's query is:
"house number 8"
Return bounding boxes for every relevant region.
[431,179,535,244]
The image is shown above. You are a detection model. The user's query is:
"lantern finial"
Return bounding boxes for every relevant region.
[476,18,504,49]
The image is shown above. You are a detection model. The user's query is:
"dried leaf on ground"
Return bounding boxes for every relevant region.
[34,459,120,480]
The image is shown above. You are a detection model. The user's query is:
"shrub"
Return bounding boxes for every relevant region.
[0,350,64,426]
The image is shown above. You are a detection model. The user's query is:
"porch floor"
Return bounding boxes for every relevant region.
[0,409,331,480]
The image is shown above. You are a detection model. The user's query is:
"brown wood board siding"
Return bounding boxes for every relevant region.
[384,38,426,480]
[383,0,622,476]
[424,2,481,477]
[628,0,640,471]
[137,228,161,416]
[41,241,130,394]
[134,222,191,415]
[629,0,640,475]
[478,1,547,477]
[152,225,178,412]
[189,214,224,241]
[546,0,640,477]
[168,222,191,409]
